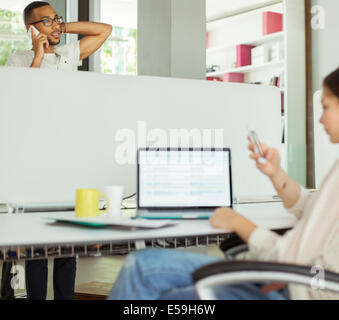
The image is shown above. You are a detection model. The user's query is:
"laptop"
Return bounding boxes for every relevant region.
[136,148,233,219]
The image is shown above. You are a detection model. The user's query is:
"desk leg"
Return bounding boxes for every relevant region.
[134,240,146,250]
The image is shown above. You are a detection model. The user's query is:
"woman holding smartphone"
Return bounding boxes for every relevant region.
[108,68,339,300]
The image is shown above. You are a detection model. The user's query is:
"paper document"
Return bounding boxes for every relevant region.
[43,214,176,229]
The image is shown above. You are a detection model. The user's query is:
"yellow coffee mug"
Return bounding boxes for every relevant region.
[75,189,109,218]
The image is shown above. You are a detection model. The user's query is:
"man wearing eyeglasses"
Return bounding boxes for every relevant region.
[6,1,112,70]
[4,1,112,301]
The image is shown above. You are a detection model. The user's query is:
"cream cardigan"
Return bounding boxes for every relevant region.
[248,160,339,300]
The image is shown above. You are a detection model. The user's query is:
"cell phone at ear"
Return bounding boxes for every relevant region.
[28,26,40,40]
[248,129,267,164]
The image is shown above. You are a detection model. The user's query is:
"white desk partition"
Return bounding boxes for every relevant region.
[313,90,339,188]
[0,67,281,205]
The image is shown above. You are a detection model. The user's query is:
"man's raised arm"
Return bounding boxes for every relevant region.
[62,22,112,60]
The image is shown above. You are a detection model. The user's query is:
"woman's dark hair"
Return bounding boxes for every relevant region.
[323,67,339,99]
[24,1,50,25]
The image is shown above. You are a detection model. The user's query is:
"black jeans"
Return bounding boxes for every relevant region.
[1,262,15,300]
[25,257,76,300]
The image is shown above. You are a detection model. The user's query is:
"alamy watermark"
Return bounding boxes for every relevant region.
[311,5,325,30]
[310,265,325,290]
[10,264,25,290]
[114,121,225,165]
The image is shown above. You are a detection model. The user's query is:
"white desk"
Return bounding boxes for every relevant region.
[0,202,297,261]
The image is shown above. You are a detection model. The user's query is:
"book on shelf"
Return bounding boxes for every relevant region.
[206,76,222,82]
[269,76,280,87]
[281,119,285,144]
[267,75,284,116]
[223,73,244,83]
[263,12,283,36]
[236,45,255,67]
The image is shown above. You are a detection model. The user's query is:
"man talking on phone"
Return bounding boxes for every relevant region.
[5,2,112,300]
[6,1,112,70]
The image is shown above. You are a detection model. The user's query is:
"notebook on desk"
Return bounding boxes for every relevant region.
[136,148,233,219]
[43,214,175,230]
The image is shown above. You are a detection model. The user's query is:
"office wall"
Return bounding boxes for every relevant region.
[311,0,339,92]
[311,1,339,186]
[49,0,67,46]
[138,0,206,80]
[170,0,206,80]
[138,0,171,77]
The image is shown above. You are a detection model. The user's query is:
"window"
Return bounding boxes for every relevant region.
[101,26,137,75]
[0,0,33,66]
[98,0,137,75]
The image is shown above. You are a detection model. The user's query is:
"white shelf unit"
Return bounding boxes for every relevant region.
[206,60,284,77]
[206,0,306,185]
[206,31,284,55]
[207,0,283,22]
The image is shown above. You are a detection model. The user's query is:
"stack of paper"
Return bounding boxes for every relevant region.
[43,214,176,229]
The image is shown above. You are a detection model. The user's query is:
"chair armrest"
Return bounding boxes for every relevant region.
[193,260,339,299]
[219,234,245,252]
[224,244,248,260]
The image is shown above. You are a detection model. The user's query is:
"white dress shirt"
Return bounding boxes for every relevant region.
[5,40,82,71]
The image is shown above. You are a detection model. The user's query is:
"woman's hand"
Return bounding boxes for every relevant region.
[210,207,240,231]
[248,139,281,178]
[248,138,301,209]
[210,207,259,244]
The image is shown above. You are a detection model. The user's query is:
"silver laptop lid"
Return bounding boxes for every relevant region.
[137,148,233,209]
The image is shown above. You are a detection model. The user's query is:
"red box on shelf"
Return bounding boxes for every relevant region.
[263,11,283,35]
[236,45,254,67]
[223,73,244,83]
[206,77,223,82]
[206,32,210,48]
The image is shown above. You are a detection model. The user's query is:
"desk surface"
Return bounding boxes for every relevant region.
[0,202,297,249]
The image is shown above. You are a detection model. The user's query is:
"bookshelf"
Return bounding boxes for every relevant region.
[206,31,284,55]
[206,60,284,77]
[206,0,306,185]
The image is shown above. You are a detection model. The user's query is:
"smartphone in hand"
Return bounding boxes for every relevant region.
[27,26,40,41]
[247,128,267,164]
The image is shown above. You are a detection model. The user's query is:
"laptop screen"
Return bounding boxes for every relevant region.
[138,149,232,208]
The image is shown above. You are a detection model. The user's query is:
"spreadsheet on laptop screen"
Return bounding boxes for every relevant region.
[138,150,232,208]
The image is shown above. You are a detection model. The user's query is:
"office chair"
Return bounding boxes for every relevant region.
[193,260,339,299]
[194,228,339,299]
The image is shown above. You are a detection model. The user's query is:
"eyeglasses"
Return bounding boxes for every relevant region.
[31,15,63,27]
